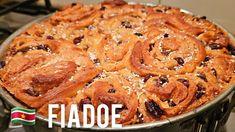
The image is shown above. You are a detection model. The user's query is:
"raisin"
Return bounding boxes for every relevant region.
[143,74,153,82]
[17,44,51,54]
[46,35,54,40]
[85,80,93,87]
[149,43,155,52]
[211,68,217,77]
[117,40,122,45]
[156,9,163,13]
[156,75,168,86]
[145,100,164,118]
[79,97,91,111]
[108,88,116,93]
[100,6,106,10]
[25,88,39,97]
[73,35,84,44]
[163,33,169,38]
[200,56,211,67]
[140,59,144,64]
[196,91,205,99]
[167,99,176,107]
[227,44,235,55]
[177,78,189,88]
[36,44,51,52]
[200,62,207,67]
[196,84,205,99]
[0,60,6,69]
[200,16,207,19]
[93,58,100,64]
[134,32,143,36]
[197,72,208,82]
[87,25,95,30]
[165,7,171,11]
[136,110,144,123]
[231,50,235,55]
[174,57,184,66]
[18,47,31,53]
[71,3,77,6]
[204,56,211,61]
[196,31,204,36]
[121,21,132,28]
[196,83,205,90]
[209,43,223,50]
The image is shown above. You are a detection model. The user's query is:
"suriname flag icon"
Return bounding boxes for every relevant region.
[11,107,36,125]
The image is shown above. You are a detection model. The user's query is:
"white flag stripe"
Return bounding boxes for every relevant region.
[11,118,35,122]
[11,110,35,115]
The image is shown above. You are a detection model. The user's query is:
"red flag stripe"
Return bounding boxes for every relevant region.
[11,112,35,120]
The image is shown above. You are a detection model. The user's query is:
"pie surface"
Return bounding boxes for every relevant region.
[0,0,235,125]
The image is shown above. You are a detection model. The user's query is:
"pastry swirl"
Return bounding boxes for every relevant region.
[84,74,138,124]
[0,0,234,125]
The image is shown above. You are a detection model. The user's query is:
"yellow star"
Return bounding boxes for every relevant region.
[21,114,26,119]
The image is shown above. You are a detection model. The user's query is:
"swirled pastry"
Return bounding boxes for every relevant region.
[0,0,235,125]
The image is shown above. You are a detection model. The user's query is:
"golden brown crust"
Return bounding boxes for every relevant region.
[0,0,235,125]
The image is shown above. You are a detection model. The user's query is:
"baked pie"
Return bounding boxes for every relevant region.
[0,0,234,125]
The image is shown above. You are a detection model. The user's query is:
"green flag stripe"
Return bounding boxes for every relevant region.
[11,119,35,125]
[11,107,35,113]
